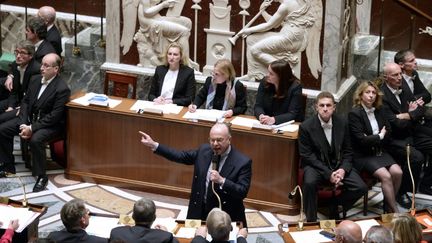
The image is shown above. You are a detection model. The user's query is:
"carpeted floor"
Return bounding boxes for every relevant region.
[1,139,432,243]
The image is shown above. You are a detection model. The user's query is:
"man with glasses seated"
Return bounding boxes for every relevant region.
[0,40,40,123]
[48,199,107,243]
[139,122,252,227]
[0,53,70,194]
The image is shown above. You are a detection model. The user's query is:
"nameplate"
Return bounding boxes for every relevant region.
[319,220,336,229]
[119,214,135,226]
[185,219,201,228]
[137,108,163,116]
[381,213,395,223]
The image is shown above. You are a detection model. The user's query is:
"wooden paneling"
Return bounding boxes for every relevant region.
[66,98,299,214]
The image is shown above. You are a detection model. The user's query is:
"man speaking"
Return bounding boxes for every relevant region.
[139,122,252,227]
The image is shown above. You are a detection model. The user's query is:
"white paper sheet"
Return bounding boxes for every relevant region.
[152,217,178,233]
[0,204,41,233]
[355,219,380,239]
[130,100,183,114]
[86,216,121,238]
[289,229,333,243]
[182,109,226,122]
[71,92,122,108]
[230,117,260,128]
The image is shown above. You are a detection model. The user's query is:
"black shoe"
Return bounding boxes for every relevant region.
[419,185,432,196]
[32,176,48,192]
[396,193,412,209]
[0,170,15,178]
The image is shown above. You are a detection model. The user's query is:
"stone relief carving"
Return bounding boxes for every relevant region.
[235,0,323,81]
[121,0,196,68]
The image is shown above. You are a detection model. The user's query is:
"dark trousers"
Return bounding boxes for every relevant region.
[0,116,62,176]
[302,165,368,222]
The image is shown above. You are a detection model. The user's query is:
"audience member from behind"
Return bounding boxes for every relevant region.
[37,6,62,56]
[334,220,362,243]
[363,225,393,243]
[254,59,304,125]
[189,59,247,118]
[0,219,19,243]
[48,199,107,243]
[25,17,56,64]
[349,81,402,213]
[191,208,247,243]
[110,198,178,243]
[148,42,196,106]
[391,214,424,243]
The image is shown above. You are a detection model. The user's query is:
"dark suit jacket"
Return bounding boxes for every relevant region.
[299,114,353,181]
[33,40,56,64]
[46,25,63,56]
[48,229,107,243]
[380,83,423,140]
[7,59,41,108]
[402,70,431,104]
[194,77,247,115]
[110,225,179,243]
[155,144,252,226]
[148,65,196,106]
[254,79,304,124]
[19,74,70,132]
[348,106,392,156]
[190,235,247,243]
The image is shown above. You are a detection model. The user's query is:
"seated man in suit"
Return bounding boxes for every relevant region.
[48,199,107,243]
[110,197,178,243]
[299,91,367,222]
[0,53,70,193]
[0,40,41,123]
[25,16,56,64]
[380,62,432,206]
[38,6,62,56]
[139,122,252,227]
[191,208,247,243]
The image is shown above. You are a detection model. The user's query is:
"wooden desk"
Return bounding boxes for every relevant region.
[66,97,299,214]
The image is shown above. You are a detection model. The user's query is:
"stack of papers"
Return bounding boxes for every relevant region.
[71,92,122,108]
[130,100,183,115]
[175,222,238,240]
[230,117,299,132]
[183,109,226,122]
[0,204,41,233]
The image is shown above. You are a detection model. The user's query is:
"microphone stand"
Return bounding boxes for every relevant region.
[289,185,304,230]
[406,144,416,215]
[211,155,222,209]
[17,176,28,207]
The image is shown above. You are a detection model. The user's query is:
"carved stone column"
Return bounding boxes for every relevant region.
[105,0,120,63]
[203,0,235,76]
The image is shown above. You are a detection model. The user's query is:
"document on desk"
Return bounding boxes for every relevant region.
[0,204,41,233]
[130,100,183,114]
[355,219,380,239]
[230,116,260,128]
[152,217,178,233]
[175,223,238,240]
[290,229,333,243]
[183,109,226,122]
[86,216,121,238]
[70,92,122,108]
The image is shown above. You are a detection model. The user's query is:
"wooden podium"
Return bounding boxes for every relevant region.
[0,198,47,242]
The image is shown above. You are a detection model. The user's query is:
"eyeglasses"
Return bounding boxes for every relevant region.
[14,50,30,56]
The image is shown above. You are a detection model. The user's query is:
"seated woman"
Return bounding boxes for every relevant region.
[392,214,426,243]
[348,81,402,213]
[148,42,196,106]
[188,59,247,118]
[254,60,303,125]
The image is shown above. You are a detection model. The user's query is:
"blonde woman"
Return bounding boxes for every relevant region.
[391,214,425,243]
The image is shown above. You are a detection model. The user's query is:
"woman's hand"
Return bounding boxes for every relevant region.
[188,104,197,113]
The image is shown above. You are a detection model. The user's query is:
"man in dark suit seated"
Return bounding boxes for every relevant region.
[191,208,248,243]
[0,53,70,193]
[25,17,56,64]
[380,62,432,206]
[110,198,178,243]
[0,40,41,123]
[38,6,63,56]
[298,91,367,222]
[139,122,252,227]
[48,199,107,243]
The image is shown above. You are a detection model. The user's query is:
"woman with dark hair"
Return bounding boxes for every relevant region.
[254,60,303,125]
[148,42,196,106]
[188,58,247,118]
[348,81,402,213]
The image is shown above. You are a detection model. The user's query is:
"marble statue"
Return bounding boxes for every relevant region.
[236,0,323,81]
[120,0,196,68]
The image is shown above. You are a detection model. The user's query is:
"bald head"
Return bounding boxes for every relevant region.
[209,123,231,155]
[383,62,402,90]
[38,6,56,25]
[335,220,362,243]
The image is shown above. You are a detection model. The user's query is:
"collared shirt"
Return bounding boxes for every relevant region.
[386,83,402,104]
[37,76,55,99]
[205,145,231,201]
[34,40,43,52]
[17,64,28,85]
[361,104,381,138]
[160,69,179,99]
[318,115,332,145]
[403,73,415,93]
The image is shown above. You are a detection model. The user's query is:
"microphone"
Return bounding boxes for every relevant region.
[17,176,28,207]
[211,153,222,209]
[289,185,304,230]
